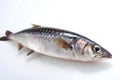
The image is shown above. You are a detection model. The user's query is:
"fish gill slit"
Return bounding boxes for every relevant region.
[81,43,88,55]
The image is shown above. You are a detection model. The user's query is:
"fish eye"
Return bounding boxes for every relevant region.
[93,45,101,53]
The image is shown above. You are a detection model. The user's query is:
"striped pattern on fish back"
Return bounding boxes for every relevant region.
[14,27,80,42]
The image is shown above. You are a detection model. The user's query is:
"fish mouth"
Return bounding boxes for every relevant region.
[102,52,112,58]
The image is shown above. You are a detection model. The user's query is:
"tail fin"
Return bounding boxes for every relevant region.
[0,30,12,41]
[5,30,12,37]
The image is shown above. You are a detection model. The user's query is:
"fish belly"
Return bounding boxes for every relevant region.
[10,33,75,60]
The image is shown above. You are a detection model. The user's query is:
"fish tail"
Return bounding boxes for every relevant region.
[5,30,12,37]
[0,30,12,41]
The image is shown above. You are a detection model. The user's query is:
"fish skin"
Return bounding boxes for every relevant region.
[0,25,112,61]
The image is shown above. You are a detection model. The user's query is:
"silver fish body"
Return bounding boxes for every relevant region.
[0,25,112,61]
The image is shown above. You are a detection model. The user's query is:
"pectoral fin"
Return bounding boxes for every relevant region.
[18,43,24,50]
[54,38,72,50]
[31,24,42,28]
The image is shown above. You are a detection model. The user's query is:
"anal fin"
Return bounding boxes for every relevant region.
[27,50,34,56]
[18,43,24,51]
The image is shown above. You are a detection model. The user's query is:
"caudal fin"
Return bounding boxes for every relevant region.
[5,30,12,37]
[0,30,12,41]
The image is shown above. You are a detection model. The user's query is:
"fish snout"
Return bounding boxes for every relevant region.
[102,51,112,58]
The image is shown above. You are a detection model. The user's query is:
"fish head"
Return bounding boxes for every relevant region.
[74,38,112,61]
[82,43,112,61]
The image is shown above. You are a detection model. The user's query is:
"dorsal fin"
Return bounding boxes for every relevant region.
[31,24,42,28]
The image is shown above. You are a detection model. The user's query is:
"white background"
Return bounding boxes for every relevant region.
[0,0,120,80]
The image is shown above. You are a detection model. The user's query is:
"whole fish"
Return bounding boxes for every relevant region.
[0,24,112,61]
